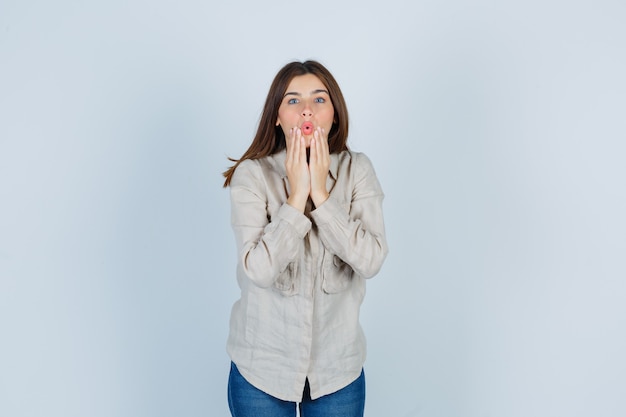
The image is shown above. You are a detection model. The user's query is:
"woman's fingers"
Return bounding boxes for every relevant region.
[309,127,328,163]
[317,126,329,156]
[287,127,306,163]
[286,127,297,161]
[309,127,330,207]
[285,127,310,211]
[297,128,307,162]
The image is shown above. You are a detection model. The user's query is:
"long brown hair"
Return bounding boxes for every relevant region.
[222,60,350,187]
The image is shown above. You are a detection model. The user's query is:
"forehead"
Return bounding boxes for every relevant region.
[285,73,327,92]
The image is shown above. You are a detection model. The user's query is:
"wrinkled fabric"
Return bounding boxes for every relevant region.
[226,149,388,402]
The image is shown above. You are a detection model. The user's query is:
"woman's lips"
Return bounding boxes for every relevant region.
[301,122,314,135]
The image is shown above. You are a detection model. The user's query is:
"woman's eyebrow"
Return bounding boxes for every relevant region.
[283,89,329,97]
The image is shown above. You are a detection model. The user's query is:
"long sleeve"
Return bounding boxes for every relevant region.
[311,152,388,278]
[230,159,312,288]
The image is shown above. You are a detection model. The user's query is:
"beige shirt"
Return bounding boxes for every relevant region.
[226,149,388,402]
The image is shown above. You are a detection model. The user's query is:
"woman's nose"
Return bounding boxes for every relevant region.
[301,103,313,117]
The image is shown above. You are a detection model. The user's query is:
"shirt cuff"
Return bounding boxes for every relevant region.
[277,203,312,238]
[310,195,347,226]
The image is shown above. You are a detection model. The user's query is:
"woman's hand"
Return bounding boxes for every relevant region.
[285,127,310,212]
[309,127,330,207]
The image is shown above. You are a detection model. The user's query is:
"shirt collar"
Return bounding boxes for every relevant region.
[270,150,339,181]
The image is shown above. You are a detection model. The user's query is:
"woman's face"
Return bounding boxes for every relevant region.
[276,74,335,148]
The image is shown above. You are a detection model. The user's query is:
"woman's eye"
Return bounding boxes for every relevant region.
[288,98,299,104]
[314,97,326,103]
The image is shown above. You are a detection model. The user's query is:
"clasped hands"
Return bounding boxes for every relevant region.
[285,126,330,212]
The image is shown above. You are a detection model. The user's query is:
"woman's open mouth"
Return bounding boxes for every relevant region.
[301,122,314,135]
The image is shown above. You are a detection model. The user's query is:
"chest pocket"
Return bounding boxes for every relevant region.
[322,253,354,294]
[274,261,299,296]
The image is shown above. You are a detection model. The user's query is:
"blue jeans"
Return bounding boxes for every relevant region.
[227,362,366,417]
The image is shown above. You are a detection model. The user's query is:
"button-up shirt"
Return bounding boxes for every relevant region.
[226,149,388,401]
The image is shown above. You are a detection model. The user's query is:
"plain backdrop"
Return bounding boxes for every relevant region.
[1,1,625,416]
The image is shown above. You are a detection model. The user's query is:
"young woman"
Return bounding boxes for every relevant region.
[223,60,388,417]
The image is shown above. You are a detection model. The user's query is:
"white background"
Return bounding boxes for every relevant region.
[1,1,625,416]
